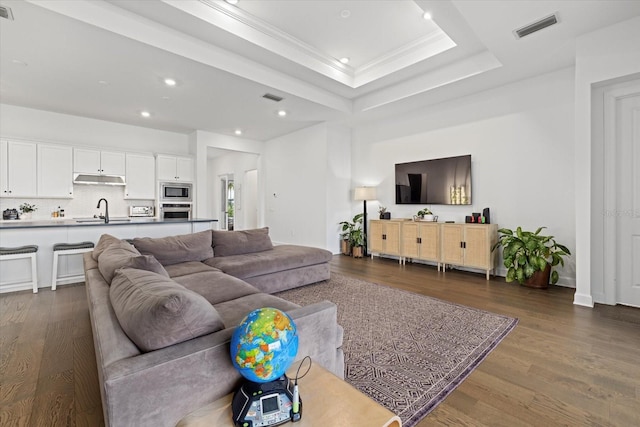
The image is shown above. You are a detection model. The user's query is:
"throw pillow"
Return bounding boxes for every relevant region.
[110,268,225,352]
[92,233,122,261]
[211,227,273,257]
[97,240,141,283]
[133,230,213,265]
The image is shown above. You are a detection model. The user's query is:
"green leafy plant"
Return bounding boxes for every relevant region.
[492,227,571,285]
[378,206,387,215]
[339,213,365,247]
[416,208,432,218]
[19,203,37,213]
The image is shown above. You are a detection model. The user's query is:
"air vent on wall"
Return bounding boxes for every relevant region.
[514,13,558,39]
[262,93,284,102]
[0,5,14,20]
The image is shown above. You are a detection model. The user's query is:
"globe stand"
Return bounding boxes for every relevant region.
[231,375,302,427]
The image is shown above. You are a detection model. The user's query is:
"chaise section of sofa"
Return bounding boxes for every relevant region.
[83,230,343,427]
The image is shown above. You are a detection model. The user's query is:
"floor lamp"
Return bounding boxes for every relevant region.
[354,186,377,256]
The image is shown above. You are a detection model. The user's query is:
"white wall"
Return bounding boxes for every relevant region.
[574,16,640,306]
[353,67,576,286]
[263,122,352,252]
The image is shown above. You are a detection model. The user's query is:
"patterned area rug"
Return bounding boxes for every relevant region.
[276,273,518,427]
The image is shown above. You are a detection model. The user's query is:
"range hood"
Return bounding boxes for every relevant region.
[73,173,126,186]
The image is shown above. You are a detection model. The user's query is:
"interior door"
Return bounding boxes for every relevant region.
[616,93,640,307]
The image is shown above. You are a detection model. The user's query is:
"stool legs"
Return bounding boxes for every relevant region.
[31,252,38,293]
[51,251,59,291]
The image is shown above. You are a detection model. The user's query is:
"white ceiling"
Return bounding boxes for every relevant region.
[1,0,640,141]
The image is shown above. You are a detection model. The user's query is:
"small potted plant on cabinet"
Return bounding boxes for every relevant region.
[492,226,571,288]
[339,213,364,257]
[19,203,37,220]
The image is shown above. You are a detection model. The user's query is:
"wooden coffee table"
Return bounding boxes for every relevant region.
[177,363,402,427]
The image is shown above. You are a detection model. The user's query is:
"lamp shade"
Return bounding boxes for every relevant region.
[354,186,377,201]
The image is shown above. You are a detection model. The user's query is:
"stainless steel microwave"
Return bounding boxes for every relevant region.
[160,182,192,202]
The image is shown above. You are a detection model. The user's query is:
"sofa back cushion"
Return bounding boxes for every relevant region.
[212,227,273,257]
[98,240,141,283]
[110,268,225,352]
[92,233,122,261]
[133,230,213,265]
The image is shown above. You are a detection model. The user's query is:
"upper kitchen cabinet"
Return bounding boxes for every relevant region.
[0,140,38,198]
[38,144,73,198]
[156,155,194,182]
[74,148,126,176]
[125,153,156,200]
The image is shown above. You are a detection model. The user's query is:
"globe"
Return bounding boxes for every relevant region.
[231,307,298,383]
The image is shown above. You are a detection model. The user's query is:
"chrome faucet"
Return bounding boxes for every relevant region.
[97,198,109,223]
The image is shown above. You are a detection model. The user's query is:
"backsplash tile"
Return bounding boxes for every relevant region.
[1,185,155,220]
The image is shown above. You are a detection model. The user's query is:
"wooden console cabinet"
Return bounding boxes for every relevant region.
[369,220,404,263]
[401,221,441,270]
[441,223,498,280]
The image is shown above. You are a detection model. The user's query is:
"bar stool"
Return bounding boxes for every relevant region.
[0,245,39,293]
[52,241,95,290]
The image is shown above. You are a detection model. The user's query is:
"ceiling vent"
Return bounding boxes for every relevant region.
[514,13,558,39]
[0,5,14,20]
[262,93,284,102]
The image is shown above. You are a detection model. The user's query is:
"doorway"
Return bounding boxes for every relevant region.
[219,174,234,231]
[244,169,258,229]
[603,82,640,307]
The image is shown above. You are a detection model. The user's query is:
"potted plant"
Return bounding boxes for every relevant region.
[19,203,37,220]
[339,214,364,257]
[492,226,571,288]
[378,206,390,219]
[414,208,433,221]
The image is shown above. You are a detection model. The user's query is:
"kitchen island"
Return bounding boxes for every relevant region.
[0,218,218,293]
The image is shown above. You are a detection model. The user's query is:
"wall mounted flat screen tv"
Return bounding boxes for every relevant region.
[395,155,472,205]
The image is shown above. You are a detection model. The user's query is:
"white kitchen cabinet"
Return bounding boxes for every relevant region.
[38,144,73,198]
[157,155,194,182]
[125,153,156,200]
[0,140,38,198]
[74,148,126,176]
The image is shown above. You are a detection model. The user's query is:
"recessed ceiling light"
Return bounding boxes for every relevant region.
[339,57,350,64]
[141,111,151,118]
[340,9,351,18]
[234,129,242,135]
[98,80,109,86]
[164,78,176,87]
[423,12,432,20]
[277,110,287,117]
[161,96,171,100]
[11,59,27,66]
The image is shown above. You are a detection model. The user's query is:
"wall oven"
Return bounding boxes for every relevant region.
[160,203,192,220]
[160,182,192,203]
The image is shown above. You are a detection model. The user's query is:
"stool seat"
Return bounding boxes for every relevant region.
[53,241,95,251]
[0,245,38,255]
[52,241,95,290]
[0,245,39,293]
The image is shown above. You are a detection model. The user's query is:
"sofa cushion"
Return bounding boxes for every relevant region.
[97,240,141,283]
[164,261,221,278]
[214,293,300,328]
[110,268,225,352]
[211,227,273,257]
[204,244,332,279]
[172,270,259,305]
[92,233,122,261]
[133,230,213,265]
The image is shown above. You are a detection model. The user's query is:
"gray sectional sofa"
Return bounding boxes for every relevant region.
[83,228,343,427]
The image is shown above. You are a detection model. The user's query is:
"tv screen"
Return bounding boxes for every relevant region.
[395,155,472,205]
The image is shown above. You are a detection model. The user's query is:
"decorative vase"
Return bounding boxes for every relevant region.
[352,246,363,258]
[523,264,551,289]
[20,212,32,220]
[340,239,351,256]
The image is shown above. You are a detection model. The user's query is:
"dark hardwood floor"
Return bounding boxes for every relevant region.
[1,255,639,426]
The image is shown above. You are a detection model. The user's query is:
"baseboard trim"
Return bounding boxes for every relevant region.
[573,292,594,308]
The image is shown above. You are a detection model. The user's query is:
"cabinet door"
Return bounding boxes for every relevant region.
[156,155,177,181]
[464,225,491,269]
[100,151,126,175]
[401,223,420,259]
[176,157,194,182]
[4,141,37,198]
[418,223,440,261]
[0,140,7,195]
[74,148,102,174]
[369,220,384,254]
[441,224,464,265]
[384,222,402,256]
[38,144,73,198]
[125,153,156,199]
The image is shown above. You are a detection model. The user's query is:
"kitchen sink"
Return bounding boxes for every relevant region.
[75,218,131,223]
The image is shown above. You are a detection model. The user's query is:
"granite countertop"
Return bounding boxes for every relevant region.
[0,217,218,229]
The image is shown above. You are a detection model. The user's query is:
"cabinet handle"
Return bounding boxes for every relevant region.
[382,234,386,240]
